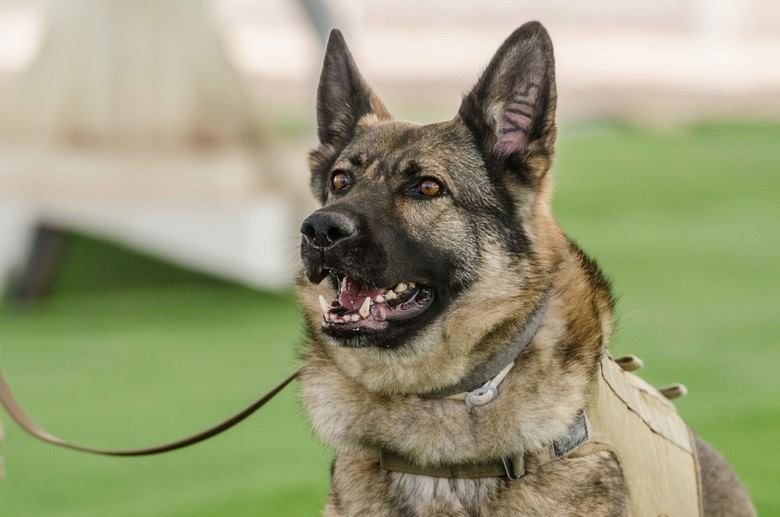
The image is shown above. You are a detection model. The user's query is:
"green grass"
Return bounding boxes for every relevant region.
[1,121,778,515]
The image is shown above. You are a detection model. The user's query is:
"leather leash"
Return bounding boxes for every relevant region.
[0,367,300,456]
[0,289,550,458]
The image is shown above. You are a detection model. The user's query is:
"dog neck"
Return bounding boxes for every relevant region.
[422,288,551,400]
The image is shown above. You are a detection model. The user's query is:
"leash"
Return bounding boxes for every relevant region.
[0,367,300,456]
[0,287,550,457]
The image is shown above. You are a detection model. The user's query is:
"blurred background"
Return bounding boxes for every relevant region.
[0,0,777,515]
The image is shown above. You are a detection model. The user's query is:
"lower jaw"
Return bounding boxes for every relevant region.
[321,298,443,349]
[322,325,389,345]
[323,326,404,349]
[321,314,418,347]
[322,318,389,334]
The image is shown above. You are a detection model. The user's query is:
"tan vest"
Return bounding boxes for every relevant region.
[574,356,703,516]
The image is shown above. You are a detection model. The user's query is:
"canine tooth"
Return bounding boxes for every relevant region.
[385,290,397,301]
[408,281,416,288]
[319,295,330,316]
[395,282,406,293]
[375,294,385,303]
[359,297,372,318]
[351,314,360,322]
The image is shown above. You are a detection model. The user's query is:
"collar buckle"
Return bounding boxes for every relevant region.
[464,385,498,408]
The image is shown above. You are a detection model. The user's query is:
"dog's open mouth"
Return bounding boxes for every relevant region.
[318,274,435,333]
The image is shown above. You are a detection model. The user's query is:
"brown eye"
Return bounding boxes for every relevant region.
[418,178,442,197]
[331,171,351,191]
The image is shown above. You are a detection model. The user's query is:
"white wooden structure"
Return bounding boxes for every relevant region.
[0,0,315,292]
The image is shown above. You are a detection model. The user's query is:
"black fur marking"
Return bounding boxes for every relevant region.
[553,237,614,374]
[557,323,593,373]
[554,286,605,376]
[309,149,341,204]
[399,160,422,180]
[566,236,616,311]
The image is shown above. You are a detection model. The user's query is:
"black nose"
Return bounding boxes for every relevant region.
[300,210,357,249]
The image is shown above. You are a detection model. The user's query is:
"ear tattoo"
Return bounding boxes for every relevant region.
[496,82,540,156]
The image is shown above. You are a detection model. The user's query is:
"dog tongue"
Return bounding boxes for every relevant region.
[339,277,384,311]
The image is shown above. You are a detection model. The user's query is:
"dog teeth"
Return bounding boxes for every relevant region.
[359,297,372,318]
[374,294,385,303]
[407,281,415,288]
[385,290,397,301]
[395,282,407,293]
[319,295,330,317]
[350,314,360,322]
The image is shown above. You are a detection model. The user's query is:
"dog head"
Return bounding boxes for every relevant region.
[298,22,564,393]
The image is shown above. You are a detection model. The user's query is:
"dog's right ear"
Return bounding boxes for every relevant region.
[315,29,390,147]
[309,30,390,203]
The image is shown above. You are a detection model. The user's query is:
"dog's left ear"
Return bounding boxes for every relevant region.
[459,22,557,182]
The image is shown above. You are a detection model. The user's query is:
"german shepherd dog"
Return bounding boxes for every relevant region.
[297,22,755,516]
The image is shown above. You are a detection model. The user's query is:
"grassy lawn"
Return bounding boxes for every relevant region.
[0,122,778,515]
